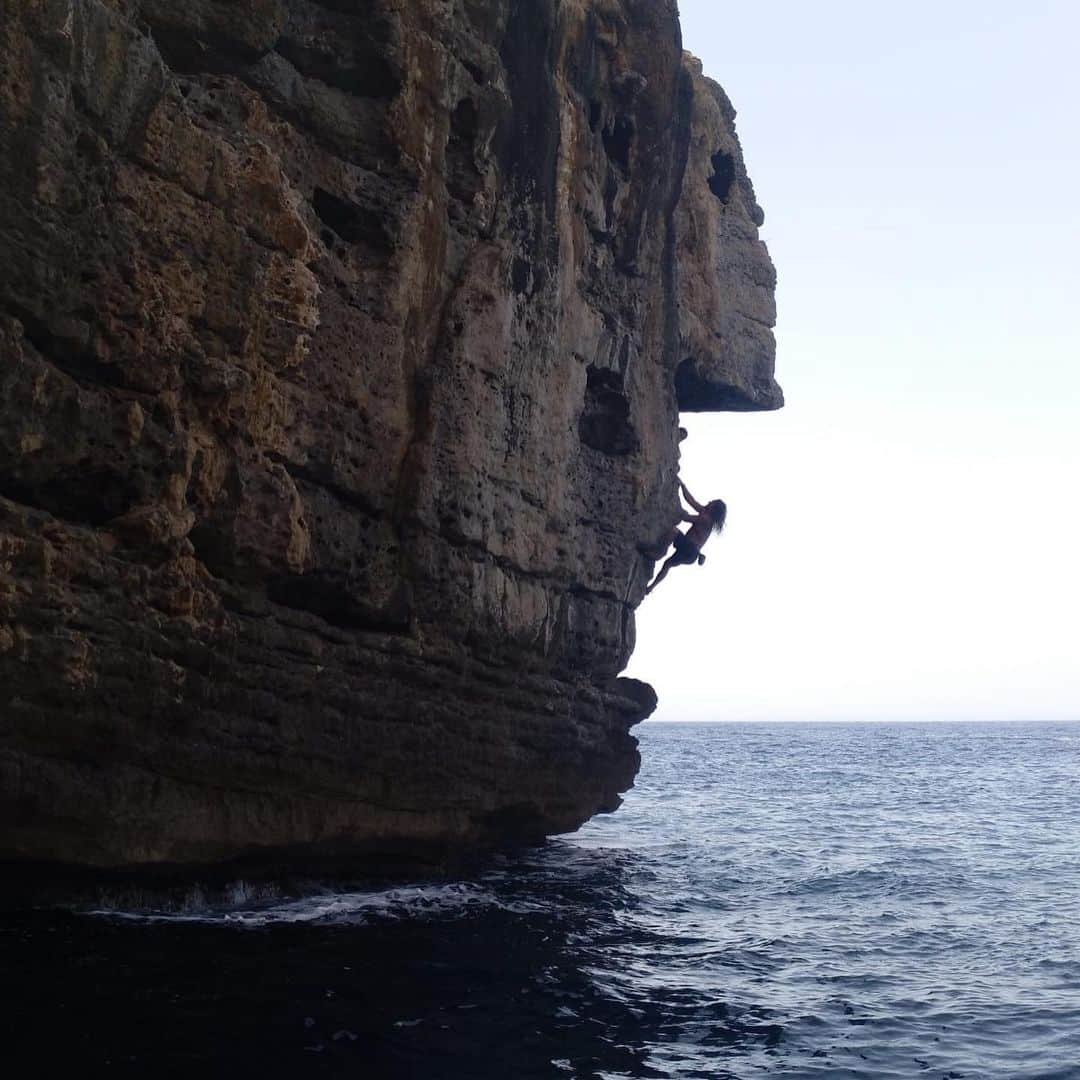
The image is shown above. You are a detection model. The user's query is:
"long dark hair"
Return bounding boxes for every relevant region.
[707,499,727,534]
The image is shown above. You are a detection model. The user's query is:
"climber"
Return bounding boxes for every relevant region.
[643,481,727,595]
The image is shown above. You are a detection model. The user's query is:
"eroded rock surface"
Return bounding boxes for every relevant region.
[0,0,780,871]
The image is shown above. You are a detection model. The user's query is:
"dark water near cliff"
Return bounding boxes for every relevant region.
[4,721,1080,1078]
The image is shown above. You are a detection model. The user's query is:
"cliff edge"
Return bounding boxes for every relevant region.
[0,0,780,871]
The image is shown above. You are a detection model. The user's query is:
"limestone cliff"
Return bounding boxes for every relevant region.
[0,0,780,871]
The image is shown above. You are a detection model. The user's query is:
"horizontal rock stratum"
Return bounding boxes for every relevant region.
[0,0,781,872]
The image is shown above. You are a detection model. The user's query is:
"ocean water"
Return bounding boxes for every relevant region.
[4,721,1080,1078]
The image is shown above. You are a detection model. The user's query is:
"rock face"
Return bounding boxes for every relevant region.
[0,0,780,871]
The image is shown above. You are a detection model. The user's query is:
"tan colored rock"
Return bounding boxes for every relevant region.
[0,0,780,872]
[674,55,783,412]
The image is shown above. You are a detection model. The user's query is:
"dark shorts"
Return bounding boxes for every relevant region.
[671,532,702,566]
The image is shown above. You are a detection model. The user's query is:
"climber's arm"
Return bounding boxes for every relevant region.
[679,480,705,513]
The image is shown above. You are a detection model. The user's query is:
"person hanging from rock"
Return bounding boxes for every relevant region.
[642,480,727,595]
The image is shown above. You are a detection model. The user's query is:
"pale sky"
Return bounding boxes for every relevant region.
[630,0,1080,721]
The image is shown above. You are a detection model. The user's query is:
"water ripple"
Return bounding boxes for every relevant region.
[5,720,1080,1078]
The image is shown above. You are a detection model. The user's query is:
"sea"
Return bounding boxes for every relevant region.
[3,720,1079,1079]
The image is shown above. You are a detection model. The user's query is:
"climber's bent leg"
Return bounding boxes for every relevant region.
[645,554,680,594]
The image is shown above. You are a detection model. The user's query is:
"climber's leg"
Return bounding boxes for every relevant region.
[645,553,680,594]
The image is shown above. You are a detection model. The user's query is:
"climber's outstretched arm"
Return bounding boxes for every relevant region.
[679,480,705,514]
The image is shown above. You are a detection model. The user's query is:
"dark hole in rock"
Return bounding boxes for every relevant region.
[446,98,483,205]
[579,366,638,456]
[274,34,402,100]
[588,100,603,132]
[188,519,235,578]
[74,131,102,164]
[0,468,139,528]
[451,98,478,140]
[602,116,634,172]
[708,151,736,202]
[147,23,266,79]
[312,188,393,252]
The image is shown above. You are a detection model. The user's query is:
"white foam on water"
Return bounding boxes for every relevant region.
[83,880,528,927]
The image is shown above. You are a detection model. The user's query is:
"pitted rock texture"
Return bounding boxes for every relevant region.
[675,55,781,413]
[0,0,780,870]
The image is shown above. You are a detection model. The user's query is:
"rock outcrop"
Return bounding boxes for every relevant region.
[0,0,780,872]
